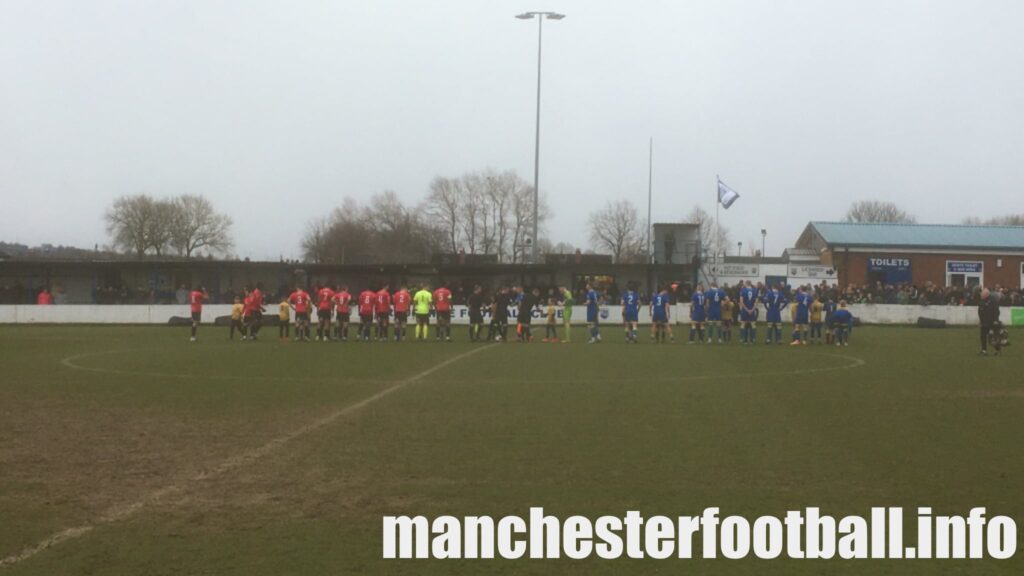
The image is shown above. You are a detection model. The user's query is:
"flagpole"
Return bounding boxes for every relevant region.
[715,175,720,267]
[647,137,653,263]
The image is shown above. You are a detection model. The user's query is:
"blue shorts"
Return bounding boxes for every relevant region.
[653,312,668,323]
[624,310,639,322]
[587,308,599,324]
[740,309,756,322]
[795,312,809,325]
[707,309,721,321]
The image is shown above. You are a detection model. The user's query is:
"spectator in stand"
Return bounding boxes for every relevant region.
[176,284,189,304]
[36,287,53,305]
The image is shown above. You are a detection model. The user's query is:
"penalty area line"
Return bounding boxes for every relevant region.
[0,344,496,569]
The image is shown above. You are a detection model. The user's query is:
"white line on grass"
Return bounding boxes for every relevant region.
[0,344,496,569]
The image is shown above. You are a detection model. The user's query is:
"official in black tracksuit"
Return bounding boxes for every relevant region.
[978,289,1000,355]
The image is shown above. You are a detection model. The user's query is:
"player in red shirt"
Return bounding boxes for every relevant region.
[375,283,392,342]
[433,282,453,342]
[188,285,209,342]
[392,284,411,341]
[357,286,377,342]
[315,284,335,341]
[241,289,259,340]
[288,285,313,342]
[249,283,265,338]
[332,284,352,341]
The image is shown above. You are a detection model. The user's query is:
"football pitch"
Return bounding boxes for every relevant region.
[0,325,1020,575]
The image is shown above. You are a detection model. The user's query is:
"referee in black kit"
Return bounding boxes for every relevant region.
[978,288,1000,356]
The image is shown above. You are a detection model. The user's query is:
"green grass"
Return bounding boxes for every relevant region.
[0,324,1021,575]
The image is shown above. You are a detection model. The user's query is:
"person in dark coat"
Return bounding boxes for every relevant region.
[978,289,1000,356]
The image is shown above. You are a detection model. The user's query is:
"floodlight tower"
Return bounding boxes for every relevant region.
[515,11,565,263]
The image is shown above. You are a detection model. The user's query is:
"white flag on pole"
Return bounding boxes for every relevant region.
[717,179,740,209]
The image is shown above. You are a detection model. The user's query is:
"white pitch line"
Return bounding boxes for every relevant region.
[1,344,496,569]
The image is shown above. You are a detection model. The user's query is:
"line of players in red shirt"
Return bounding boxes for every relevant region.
[283,282,452,342]
[187,282,454,342]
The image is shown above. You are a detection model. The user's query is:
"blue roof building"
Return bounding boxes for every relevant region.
[795,222,1024,289]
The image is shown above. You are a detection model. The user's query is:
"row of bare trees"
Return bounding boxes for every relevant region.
[424,169,547,263]
[301,191,444,265]
[105,195,233,258]
[301,169,548,264]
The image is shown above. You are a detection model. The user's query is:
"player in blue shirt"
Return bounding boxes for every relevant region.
[585,283,602,344]
[621,284,640,343]
[764,284,786,344]
[739,280,759,344]
[705,282,726,344]
[831,300,853,346]
[790,286,812,345]
[651,286,671,344]
[689,284,706,343]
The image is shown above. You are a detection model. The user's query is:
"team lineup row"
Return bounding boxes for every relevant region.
[183,280,855,346]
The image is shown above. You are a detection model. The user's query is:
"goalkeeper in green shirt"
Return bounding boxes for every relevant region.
[413,285,433,341]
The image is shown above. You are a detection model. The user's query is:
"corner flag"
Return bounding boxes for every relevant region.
[717,179,740,209]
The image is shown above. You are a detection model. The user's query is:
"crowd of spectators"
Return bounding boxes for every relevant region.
[573,280,1024,308]
[805,281,1023,307]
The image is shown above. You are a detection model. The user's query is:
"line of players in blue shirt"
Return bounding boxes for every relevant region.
[582,280,854,346]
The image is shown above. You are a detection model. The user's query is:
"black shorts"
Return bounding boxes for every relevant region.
[437,311,451,322]
[376,311,390,322]
[416,313,430,324]
[336,310,349,322]
[296,312,310,322]
[469,314,484,324]
[191,311,201,322]
[395,311,408,322]
[253,309,263,321]
[360,313,373,324]
[317,308,332,321]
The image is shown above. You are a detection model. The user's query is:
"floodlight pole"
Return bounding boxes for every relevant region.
[516,11,565,264]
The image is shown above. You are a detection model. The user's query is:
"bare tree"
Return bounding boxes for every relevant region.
[300,216,333,264]
[105,195,153,257]
[105,195,175,257]
[962,214,1024,226]
[844,200,917,223]
[459,178,484,254]
[509,183,549,263]
[486,170,518,262]
[684,205,730,258]
[169,195,233,257]
[424,177,461,253]
[302,194,441,264]
[587,200,645,263]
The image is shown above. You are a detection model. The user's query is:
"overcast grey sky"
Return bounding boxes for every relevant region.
[3,0,1023,260]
